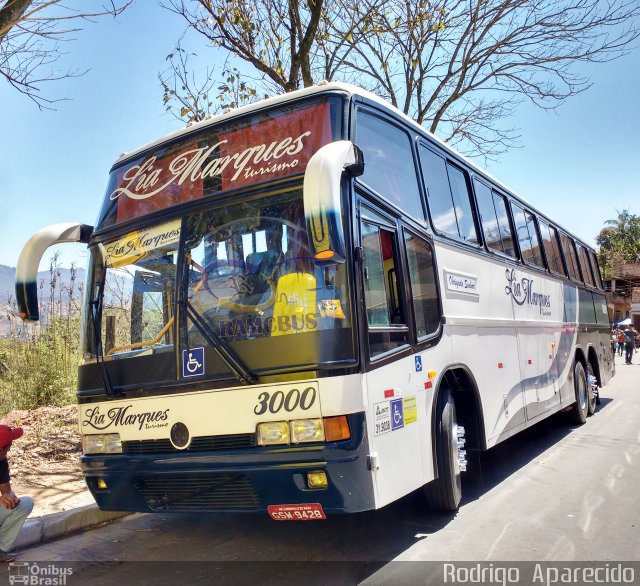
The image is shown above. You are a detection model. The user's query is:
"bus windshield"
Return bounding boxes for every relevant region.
[84,188,355,385]
[86,219,181,362]
[183,188,354,377]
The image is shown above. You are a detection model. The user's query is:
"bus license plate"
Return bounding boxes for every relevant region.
[268,503,326,521]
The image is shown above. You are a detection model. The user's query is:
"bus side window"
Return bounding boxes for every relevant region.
[474,179,516,257]
[419,145,478,244]
[512,202,545,268]
[361,218,409,357]
[492,192,516,257]
[539,219,566,276]
[356,110,424,222]
[446,164,479,244]
[404,231,440,339]
[362,221,400,326]
[577,244,596,287]
[588,250,603,289]
[560,232,581,280]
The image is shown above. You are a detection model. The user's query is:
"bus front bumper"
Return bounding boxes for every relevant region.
[80,415,374,515]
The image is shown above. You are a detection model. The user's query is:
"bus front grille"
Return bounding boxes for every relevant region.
[122,433,257,454]
[133,473,261,511]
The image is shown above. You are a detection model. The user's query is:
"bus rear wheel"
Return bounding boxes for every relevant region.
[424,388,464,512]
[570,361,588,424]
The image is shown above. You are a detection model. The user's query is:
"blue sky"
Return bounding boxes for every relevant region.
[0,2,638,271]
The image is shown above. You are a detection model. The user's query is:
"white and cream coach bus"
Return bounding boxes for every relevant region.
[16,83,613,519]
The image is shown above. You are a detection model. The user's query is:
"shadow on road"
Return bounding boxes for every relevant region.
[86,405,616,584]
[17,399,616,586]
[462,399,612,502]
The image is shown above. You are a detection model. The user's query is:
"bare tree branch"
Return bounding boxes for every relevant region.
[163,0,324,93]
[158,42,261,123]
[161,0,640,160]
[0,0,131,108]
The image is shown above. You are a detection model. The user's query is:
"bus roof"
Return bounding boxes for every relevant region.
[112,82,503,206]
[113,82,357,166]
[111,82,594,252]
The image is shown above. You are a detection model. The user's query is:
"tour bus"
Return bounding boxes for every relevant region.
[15,83,613,518]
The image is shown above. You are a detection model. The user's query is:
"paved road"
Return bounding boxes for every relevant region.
[6,355,640,584]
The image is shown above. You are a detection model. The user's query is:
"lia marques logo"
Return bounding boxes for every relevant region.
[505,268,551,316]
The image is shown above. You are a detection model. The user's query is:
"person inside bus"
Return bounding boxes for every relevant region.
[623,324,639,365]
[242,223,283,305]
[0,425,34,562]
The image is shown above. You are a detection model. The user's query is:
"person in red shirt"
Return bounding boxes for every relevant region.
[0,425,34,562]
[617,329,625,356]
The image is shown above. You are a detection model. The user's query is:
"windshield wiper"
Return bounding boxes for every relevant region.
[90,279,120,399]
[185,301,257,385]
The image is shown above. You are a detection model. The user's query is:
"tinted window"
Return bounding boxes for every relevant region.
[419,146,478,243]
[512,202,544,268]
[579,289,597,324]
[593,292,608,322]
[560,233,580,280]
[539,220,566,275]
[419,147,456,234]
[361,213,409,357]
[493,192,516,257]
[404,231,440,338]
[362,221,393,327]
[447,165,479,244]
[576,244,595,287]
[589,251,603,289]
[357,111,424,221]
[474,179,516,256]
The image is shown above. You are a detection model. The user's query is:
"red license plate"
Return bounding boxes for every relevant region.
[268,503,326,521]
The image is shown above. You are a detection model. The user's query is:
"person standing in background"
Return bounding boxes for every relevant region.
[611,328,618,356]
[623,324,639,365]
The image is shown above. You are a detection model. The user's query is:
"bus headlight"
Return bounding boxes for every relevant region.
[290,418,325,443]
[257,421,290,445]
[82,433,123,454]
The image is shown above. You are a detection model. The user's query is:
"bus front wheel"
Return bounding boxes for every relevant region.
[424,388,463,512]
[570,361,588,424]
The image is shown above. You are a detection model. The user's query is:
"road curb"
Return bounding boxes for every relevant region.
[14,505,130,550]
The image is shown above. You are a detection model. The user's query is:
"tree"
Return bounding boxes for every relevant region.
[163,0,640,160]
[0,0,131,107]
[163,0,324,93]
[159,44,260,123]
[596,209,640,279]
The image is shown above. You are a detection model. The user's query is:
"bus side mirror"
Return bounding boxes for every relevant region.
[303,141,364,266]
[15,223,93,322]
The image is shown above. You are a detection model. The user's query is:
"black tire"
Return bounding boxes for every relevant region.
[570,361,588,424]
[424,388,462,512]
[586,364,597,416]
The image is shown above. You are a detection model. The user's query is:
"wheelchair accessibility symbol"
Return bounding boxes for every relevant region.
[390,398,404,431]
[182,347,205,377]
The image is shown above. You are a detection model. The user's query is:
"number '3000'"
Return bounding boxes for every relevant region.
[254,387,317,415]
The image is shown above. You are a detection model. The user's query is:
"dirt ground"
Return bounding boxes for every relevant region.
[1,405,94,517]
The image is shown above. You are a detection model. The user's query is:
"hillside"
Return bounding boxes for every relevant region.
[0,264,85,338]
[0,265,15,304]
